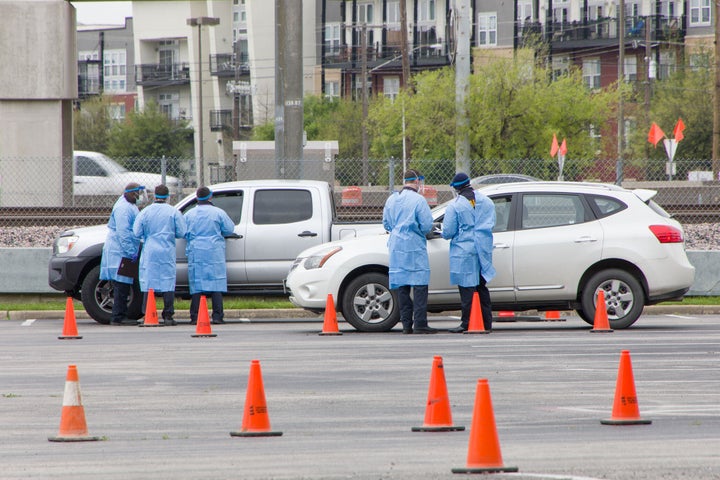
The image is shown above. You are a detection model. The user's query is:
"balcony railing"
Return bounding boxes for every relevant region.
[209,53,250,77]
[135,63,190,86]
[323,43,448,70]
[209,109,232,132]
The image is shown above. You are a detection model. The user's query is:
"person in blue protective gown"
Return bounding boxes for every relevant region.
[100,182,145,326]
[184,186,236,325]
[132,184,187,325]
[442,172,496,332]
[382,169,437,334]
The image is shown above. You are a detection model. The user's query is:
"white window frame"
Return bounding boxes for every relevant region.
[103,49,127,93]
[356,2,373,24]
[624,56,637,82]
[387,1,400,24]
[325,23,341,54]
[477,12,497,47]
[419,0,435,22]
[582,58,601,89]
[383,76,400,101]
[689,0,711,26]
[324,81,340,99]
[517,1,533,24]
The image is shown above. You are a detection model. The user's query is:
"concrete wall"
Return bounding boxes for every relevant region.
[3,247,718,297]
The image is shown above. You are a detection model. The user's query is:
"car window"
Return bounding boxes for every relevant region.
[588,195,627,218]
[75,156,107,177]
[180,191,243,225]
[493,196,512,232]
[253,189,312,225]
[521,194,586,229]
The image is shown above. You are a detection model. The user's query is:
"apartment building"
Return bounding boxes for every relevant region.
[77,17,136,120]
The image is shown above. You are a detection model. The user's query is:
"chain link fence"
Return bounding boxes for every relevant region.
[1,153,718,248]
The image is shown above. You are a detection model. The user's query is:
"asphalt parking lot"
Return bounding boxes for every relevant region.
[1,312,718,479]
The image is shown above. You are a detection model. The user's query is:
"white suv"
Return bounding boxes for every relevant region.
[285,181,696,332]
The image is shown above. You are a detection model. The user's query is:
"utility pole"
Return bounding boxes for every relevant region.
[274,0,285,174]
[455,0,471,174]
[616,0,625,185]
[713,0,720,177]
[360,24,369,185]
[283,0,303,179]
[400,0,410,89]
[644,14,652,160]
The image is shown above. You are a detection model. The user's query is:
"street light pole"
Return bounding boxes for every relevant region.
[187,16,220,187]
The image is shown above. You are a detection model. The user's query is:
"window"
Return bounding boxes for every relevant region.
[75,156,107,177]
[419,0,435,22]
[253,190,312,225]
[325,23,341,55]
[690,0,711,25]
[517,1,533,24]
[521,194,587,229]
[588,195,627,218]
[659,50,676,79]
[324,80,340,99]
[492,196,512,233]
[383,76,400,101]
[108,104,126,121]
[103,49,127,93]
[477,13,497,46]
[387,1,399,24]
[357,3,373,23]
[158,92,179,120]
[624,56,637,82]
[583,58,601,89]
[552,56,569,79]
[182,191,243,225]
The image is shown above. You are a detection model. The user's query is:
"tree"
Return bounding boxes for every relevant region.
[107,101,193,172]
[73,96,114,152]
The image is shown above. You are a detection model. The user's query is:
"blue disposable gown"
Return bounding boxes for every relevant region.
[474,191,496,283]
[382,189,434,289]
[132,203,187,292]
[184,204,235,294]
[99,196,140,284]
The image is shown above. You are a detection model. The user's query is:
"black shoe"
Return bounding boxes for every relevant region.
[448,325,468,333]
[189,320,197,325]
[112,318,138,326]
[211,319,225,325]
[163,318,177,326]
[402,327,413,334]
[413,326,438,334]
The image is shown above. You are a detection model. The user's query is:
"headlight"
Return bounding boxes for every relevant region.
[303,246,342,270]
[54,235,79,254]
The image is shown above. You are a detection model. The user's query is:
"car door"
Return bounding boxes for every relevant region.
[244,187,326,285]
[487,195,515,302]
[175,190,248,289]
[73,154,114,195]
[512,193,603,301]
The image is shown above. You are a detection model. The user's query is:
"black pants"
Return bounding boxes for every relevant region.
[458,276,492,331]
[397,285,429,329]
[111,281,132,322]
[190,292,224,323]
[142,291,176,319]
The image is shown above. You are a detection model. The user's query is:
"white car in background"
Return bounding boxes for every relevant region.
[73,151,181,196]
[285,181,696,332]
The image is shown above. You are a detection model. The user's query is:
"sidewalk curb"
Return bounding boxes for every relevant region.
[5,305,718,321]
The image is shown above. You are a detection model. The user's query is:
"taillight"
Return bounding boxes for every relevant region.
[649,225,684,243]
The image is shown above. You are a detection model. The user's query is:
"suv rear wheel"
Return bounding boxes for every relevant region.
[580,269,644,329]
[80,265,143,324]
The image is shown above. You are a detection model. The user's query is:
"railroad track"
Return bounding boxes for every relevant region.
[1,204,718,226]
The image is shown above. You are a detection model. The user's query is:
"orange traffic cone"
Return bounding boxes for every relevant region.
[191,295,217,338]
[465,292,489,334]
[452,379,518,474]
[58,296,82,340]
[412,356,465,432]
[601,350,652,425]
[496,311,515,321]
[319,294,342,336]
[544,310,562,321]
[230,360,283,437]
[590,290,614,333]
[139,288,162,327]
[48,365,100,442]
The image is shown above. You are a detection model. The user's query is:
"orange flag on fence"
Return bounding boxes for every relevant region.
[559,138,568,156]
[673,118,685,143]
[550,134,559,157]
[648,122,665,147]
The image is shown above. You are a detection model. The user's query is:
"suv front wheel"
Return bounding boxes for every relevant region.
[80,265,143,324]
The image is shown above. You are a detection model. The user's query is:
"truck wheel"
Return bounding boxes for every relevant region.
[341,272,399,332]
[80,265,143,324]
[580,269,644,329]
